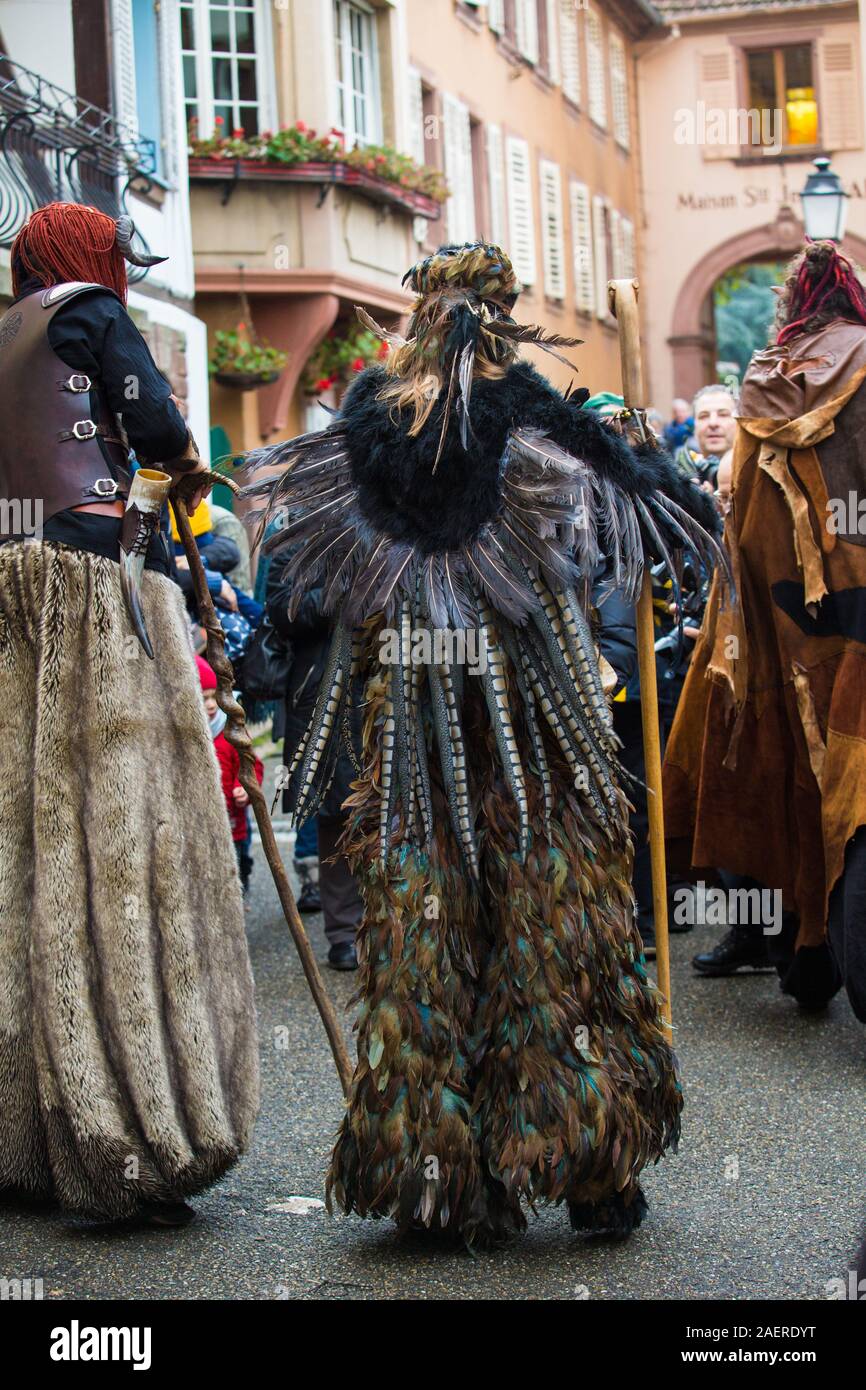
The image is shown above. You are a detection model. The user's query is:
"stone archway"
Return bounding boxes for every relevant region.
[668,207,866,399]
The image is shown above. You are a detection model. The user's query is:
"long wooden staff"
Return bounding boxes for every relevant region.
[607,279,673,1037]
[172,472,354,1095]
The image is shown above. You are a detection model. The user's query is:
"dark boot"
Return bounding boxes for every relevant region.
[692,926,772,976]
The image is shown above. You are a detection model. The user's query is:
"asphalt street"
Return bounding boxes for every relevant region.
[3,773,865,1302]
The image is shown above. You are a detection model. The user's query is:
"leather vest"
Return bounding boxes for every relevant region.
[0,281,133,539]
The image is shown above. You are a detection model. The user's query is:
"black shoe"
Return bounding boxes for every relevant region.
[327,942,358,972]
[140,1201,195,1229]
[569,1186,648,1239]
[297,880,321,913]
[640,924,657,961]
[692,928,772,977]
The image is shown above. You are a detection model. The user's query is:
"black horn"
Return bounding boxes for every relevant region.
[114,214,168,268]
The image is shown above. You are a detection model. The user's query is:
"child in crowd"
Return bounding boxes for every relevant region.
[197,655,263,895]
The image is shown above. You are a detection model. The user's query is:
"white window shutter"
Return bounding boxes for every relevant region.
[539,159,565,300]
[516,0,540,66]
[112,0,139,136]
[545,0,560,85]
[610,208,624,279]
[592,192,609,319]
[570,180,594,313]
[488,0,505,33]
[586,10,607,130]
[818,39,863,150]
[610,33,629,148]
[443,94,475,243]
[506,135,537,286]
[560,0,580,105]
[696,50,739,160]
[408,68,426,166]
[486,123,507,247]
[621,217,636,278]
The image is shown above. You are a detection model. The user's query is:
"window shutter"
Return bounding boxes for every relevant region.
[506,135,537,286]
[488,0,505,33]
[486,123,507,247]
[621,216,636,278]
[408,67,426,166]
[818,39,862,151]
[586,10,606,129]
[539,159,565,300]
[570,180,594,312]
[610,32,629,149]
[545,0,560,85]
[696,49,739,159]
[610,208,624,279]
[443,94,476,243]
[112,0,139,136]
[592,192,609,319]
[560,0,580,105]
[516,0,540,66]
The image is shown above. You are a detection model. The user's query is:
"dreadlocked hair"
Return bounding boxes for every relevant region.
[774,240,866,346]
[378,242,522,437]
[11,202,128,303]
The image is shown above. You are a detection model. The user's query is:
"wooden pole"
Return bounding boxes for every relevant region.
[173,473,354,1095]
[607,279,673,1037]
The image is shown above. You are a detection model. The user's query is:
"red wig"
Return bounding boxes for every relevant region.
[776,240,866,346]
[11,202,128,303]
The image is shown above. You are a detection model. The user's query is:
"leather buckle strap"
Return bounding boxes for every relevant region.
[72,419,97,441]
[58,373,92,393]
[86,478,121,498]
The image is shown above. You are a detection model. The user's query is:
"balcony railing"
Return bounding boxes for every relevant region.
[0,55,159,272]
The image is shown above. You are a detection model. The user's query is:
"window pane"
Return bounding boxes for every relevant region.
[180,7,195,51]
[182,55,197,98]
[746,50,775,145]
[237,106,259,137]
[236,58,258,102]
[785,44,817,145]
[214,104,233,130]
[213,58,233,100]
[235,11,256,54]
[210,8,231,53]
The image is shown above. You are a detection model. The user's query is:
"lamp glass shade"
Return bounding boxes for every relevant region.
[799,158,849,243]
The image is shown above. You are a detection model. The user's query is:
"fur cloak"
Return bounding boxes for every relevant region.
[0,540,259,1218]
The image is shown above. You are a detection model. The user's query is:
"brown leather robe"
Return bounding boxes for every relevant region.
[664,318,866,947]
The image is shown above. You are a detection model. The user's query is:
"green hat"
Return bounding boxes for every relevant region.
[584,391,625,415]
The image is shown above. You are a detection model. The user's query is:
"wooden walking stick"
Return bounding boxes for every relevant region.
[172,471,354,1095]
[607,279,673,1037]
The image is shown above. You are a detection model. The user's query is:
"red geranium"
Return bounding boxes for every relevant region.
[351,357,365,372]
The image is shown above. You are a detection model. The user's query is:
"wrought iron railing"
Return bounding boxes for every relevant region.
[0,55,159,274]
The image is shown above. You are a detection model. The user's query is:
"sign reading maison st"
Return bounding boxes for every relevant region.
[677,183,866,212]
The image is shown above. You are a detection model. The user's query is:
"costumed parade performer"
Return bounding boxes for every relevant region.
[665,240,866,1018]
[0,203,258,1227]
[246,242,725,1245]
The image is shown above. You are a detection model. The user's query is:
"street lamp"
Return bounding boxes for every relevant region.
[799,156,849,243]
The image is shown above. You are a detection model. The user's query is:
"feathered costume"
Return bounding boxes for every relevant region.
[247,244,725,1245]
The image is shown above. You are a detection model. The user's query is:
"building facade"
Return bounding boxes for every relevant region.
[182,0,661,457]
[0,0,210,446]
[636,0,866,409]
[404,0,658,394]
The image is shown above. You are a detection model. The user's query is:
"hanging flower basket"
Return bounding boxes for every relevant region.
[209,323,288,391]
[303,323,390,399]
[213,368,282,392]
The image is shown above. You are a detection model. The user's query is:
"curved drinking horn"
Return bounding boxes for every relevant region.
[114,214,168,267]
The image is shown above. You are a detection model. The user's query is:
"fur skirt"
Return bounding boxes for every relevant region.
[0,541,259,1219]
